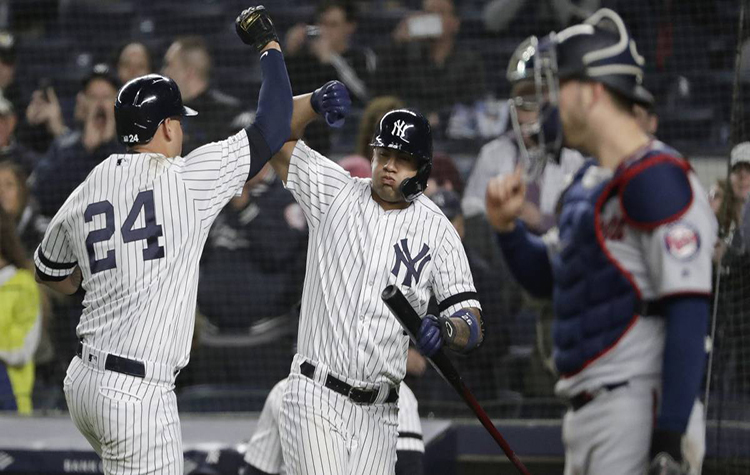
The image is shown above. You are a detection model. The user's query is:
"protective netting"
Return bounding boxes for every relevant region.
[0,0,743,467]
[705,0,750,472]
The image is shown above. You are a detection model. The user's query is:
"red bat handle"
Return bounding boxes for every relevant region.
[460,384,531,475]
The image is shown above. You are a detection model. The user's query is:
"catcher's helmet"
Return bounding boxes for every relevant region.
[369,108,432,201]
[115,74,197,146]
[505,9,645,174]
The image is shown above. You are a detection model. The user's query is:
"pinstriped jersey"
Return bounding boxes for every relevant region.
[285,140,481,385]
[396,382,424,453]
[34,129,252,371]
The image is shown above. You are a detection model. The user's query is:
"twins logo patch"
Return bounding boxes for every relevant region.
[391,238,431,287]
[664,223,700,260]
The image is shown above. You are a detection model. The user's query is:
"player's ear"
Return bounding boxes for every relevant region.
[163,118,176,142]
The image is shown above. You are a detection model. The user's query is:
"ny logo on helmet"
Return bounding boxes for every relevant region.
[392,120,413,143]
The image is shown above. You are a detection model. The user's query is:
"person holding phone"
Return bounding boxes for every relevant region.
[30,64,122,218]
[375,0,486,127]
[284,0,376,155]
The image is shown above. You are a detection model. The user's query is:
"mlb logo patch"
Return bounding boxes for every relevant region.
[664,223,700,260]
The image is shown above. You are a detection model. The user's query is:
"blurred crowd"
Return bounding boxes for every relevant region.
[0,0,744,416]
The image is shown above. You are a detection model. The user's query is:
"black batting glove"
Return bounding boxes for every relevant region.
[648,429,689,475]
[235,6,279,52]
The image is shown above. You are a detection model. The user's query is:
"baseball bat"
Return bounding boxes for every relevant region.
[382,285,531,475]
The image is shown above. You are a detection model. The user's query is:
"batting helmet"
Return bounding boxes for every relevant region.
[369,109,432,201]
[115,74,197,146]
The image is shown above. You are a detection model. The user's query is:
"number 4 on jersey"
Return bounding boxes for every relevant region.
[84,190,164,274]
[122,190,164,261]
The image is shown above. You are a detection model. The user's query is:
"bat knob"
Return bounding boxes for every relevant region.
[381,285,398,301]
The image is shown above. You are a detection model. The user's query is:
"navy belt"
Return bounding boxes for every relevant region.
[77,342,146,378]
[569,381,629,411]
[300,361,398,405]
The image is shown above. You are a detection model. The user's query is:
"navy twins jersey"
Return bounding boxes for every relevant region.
[284,141,481,385]
[34,130,253,371]
[545,141,717,396]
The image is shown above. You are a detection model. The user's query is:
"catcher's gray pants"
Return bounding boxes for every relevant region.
[562,376,704,475]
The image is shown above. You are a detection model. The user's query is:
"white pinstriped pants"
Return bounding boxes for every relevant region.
[279,362,399,475]
[63,356,183,474]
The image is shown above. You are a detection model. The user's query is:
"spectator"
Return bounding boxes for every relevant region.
[727,143,750,255]
[115,41,152,85]
[285,0,375,103]
[355,95,404,158]
[338,154,371,178]
[31,64,121,217]
[198,163,308,329]
[23,82,69,155]
[162,36,242,154]
[376,0,486,127]
[0,94,39,176]
[462,80,585,235]
[0,162,47,255]
[0,208,41,414]
[285,0,376,154]
[0,31,21,111]
[426,151,463,197]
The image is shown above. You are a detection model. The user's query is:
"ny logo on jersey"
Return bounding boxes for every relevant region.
[391,120,413,143]
[391,238,431,286]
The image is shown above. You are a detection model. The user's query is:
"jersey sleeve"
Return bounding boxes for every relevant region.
[181,129,252,223]
[431,222,482,318]
[34,205,77,281]
[641,177,717,297]
[283,140,352,229]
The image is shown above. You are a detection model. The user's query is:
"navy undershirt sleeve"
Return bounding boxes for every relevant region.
[657,295,709,432]
[496,220,554,298]
[246,49,293,180]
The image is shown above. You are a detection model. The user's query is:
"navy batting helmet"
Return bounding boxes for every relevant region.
[505,9,646,174]
[115,74,197,146]
[369,109,432,201]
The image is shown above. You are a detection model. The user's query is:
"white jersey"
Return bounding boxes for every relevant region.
[34,129,253,372]
[285,141,481,385]
[245,379,423,474]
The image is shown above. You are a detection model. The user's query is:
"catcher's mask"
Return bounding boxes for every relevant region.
[506,8,646,180]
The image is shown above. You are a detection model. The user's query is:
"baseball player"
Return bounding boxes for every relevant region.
[486,9,714,475]
[32,7,296,474]
[243,379,424,475]
[267,86,483,474]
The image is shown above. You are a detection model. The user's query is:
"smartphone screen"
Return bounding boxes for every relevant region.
[407,13,443,39]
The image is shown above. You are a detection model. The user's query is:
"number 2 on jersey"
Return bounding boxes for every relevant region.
[84,190,164,274]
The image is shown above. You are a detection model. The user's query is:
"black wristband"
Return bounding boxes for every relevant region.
[650,429,683,461]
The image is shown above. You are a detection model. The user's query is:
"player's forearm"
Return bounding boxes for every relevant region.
[289,93,316,141]
[496,220,553,298]
[445,307,484,352]
[246,48,293,181]
[657,296,709,432]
